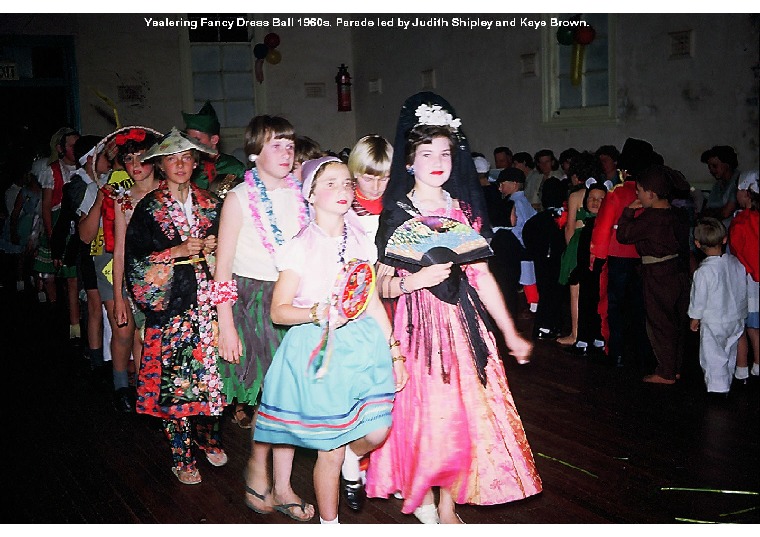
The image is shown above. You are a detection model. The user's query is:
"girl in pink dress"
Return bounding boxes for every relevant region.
[367,92,542,523]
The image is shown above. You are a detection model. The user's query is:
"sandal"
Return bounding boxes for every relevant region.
[205,448,229,467]
[232,407,253,429]
[244,484,274,515]
[273,499,315,522]
[172,466,202,485]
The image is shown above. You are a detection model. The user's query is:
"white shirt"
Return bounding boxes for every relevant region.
[689,253,748,323]
[38,160,76,211]
[229,181,305,281]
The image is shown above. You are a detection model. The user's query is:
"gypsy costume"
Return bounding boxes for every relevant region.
[365,92,541,514]
[216,169,309,407]
[125,181,224,469]
[253,218,395,451]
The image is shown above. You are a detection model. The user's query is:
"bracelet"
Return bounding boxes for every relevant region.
[399,276,411,294]
[389,339,400,349]
[392,355,406,363]
[310,303,320,325]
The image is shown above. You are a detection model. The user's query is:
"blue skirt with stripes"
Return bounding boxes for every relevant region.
[254,315,395,451]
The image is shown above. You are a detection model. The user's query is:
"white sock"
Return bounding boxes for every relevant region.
[341,445,361,482]
[575,341,588,348]
[734,366,749,380]
[320,516,339,524]
[529,303,538,313]
[593,339,605,348]
[752,363,759,376]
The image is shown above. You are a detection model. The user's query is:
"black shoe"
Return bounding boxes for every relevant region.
[113,387,135,413]
[342,478,366,511]
[569,344,589,357]
[536,328,560,340]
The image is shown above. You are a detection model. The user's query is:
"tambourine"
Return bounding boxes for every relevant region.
[334,259,376,319]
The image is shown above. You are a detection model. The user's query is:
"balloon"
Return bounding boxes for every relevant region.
[571,43,584,86]
[253,43,268,60]
[556,27,574,46]
[255,59,264,84]
[265,49,282,65]
[574,26,596,45]
[264,32,280,49]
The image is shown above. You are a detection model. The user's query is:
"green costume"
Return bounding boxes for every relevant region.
[182,101,246,195]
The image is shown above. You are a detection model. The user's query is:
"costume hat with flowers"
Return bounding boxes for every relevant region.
[140,127,218,163]
[91,126,163,176]
[182,100,221,136]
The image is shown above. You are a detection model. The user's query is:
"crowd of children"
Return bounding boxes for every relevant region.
[1,94,758,524]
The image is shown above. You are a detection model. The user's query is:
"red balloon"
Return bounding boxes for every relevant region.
[574,26,596,45]
[264,33,280,49]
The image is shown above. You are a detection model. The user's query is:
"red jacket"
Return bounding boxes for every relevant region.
[729,209,760,281]
[590,181,640,260]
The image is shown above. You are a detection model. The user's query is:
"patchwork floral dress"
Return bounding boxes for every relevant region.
[125,182,224,419]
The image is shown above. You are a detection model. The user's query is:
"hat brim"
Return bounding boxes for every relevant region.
[140,127,217,162]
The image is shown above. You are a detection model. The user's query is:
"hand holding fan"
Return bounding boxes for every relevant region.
[385,215,493,266]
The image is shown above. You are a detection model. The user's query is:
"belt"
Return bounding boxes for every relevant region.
[641,254,678,265]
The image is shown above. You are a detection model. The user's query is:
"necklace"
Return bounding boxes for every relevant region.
[409,188,453,217]
[246,168,309,256]
[337,222,348,264]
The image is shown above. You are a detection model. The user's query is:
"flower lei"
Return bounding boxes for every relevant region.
[245,167,309,256]
[161,182,224,415]
[415,103,462,130]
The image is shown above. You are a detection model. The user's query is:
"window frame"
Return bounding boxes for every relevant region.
[541,13,617,127]
[179,14,261,146]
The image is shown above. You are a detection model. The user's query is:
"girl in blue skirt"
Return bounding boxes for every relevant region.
[254,156,409,523]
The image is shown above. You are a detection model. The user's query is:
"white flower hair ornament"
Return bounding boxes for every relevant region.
[415,104,462,131]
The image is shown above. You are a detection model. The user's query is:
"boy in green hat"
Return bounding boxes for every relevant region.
[182,100,245,198]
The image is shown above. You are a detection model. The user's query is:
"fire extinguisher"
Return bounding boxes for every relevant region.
[336,63,352,112]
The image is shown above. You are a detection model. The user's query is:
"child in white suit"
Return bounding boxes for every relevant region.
[688,217,748,395]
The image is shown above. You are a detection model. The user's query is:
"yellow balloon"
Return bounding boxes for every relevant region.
[266,49,282,65]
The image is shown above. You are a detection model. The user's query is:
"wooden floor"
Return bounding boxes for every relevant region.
[1,281,758,526]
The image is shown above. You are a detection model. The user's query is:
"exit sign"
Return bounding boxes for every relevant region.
[0,62,19,80]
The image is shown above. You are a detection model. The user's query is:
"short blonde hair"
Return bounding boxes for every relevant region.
[694,217,726,248]
[347,135,392,178]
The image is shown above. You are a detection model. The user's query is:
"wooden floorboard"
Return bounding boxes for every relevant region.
[1,283,757,527]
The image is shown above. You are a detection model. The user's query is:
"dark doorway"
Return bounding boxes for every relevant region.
[0,35,78,190]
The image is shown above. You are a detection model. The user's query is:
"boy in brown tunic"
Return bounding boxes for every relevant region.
[617,165,691,384]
